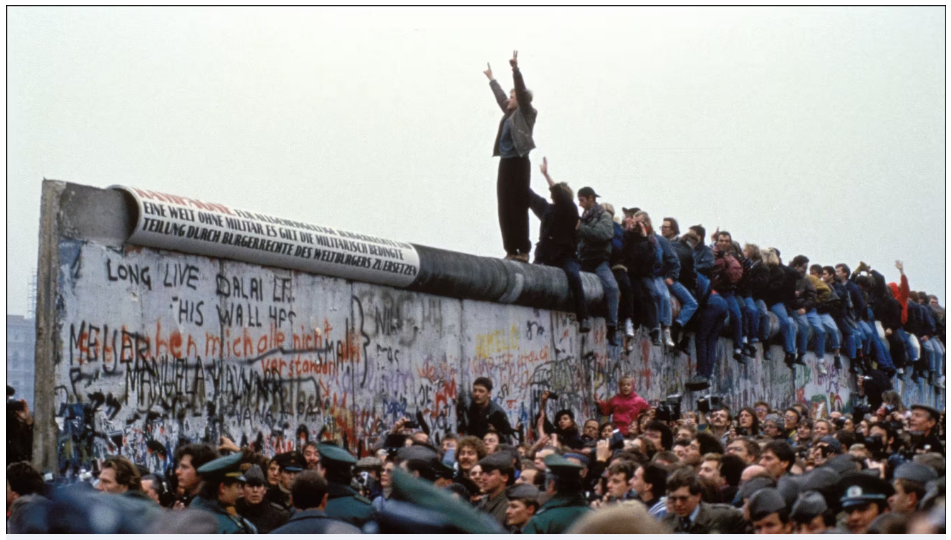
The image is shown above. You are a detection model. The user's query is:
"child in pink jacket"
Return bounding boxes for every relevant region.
[596,376,649,436]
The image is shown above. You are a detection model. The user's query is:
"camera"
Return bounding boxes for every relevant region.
[403,420,419,429]
[656,394,682,423]
[547,393,560,400]
[697,395,722,414]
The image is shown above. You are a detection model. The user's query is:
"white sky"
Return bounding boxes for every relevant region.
[6,6,946,316]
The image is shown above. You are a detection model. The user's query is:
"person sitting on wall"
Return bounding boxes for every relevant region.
[530,157,589,333]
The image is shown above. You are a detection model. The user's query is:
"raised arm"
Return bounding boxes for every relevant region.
[510,50,533,115]
[486,61,509,112]
[539,157,555,188]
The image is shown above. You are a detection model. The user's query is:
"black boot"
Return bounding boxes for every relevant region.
[686,375,710,391]
[607,326,619,347]
[784,352,796,370]
[763,346,772,361]
[579,318,592,333]
[795,352,807,366]
[733,349,748,365]
[833,354,843,371]
[649,328,661,347]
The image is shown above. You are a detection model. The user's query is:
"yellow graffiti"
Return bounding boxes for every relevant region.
[475,325,520,359]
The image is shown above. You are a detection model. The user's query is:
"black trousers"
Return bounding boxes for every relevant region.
[629,274,658,331]
[613,268,634,323]
[497,156,532,256]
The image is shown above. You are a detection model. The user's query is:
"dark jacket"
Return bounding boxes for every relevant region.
[236,499,289,534]
[670,238,698,293]
[190,496,257,534]
[621,230,657,279]
[269,509,362,534]
[904,301,923,335]
[529,189,579,266]
[609,222,626,270]
[919,303,937,337]
[523,493,591,534]
[491,67,537,158]
[577,203,614,266]
[844,280,867,321]
[660,502,746,534]
[324,483,376,527]
[653,234,681,281]
[463,398,516,441]
[744,261,771,301]
[764,265,796,307]
[790,275,818,312]
[877,297,903,331]
[693,244,716,278]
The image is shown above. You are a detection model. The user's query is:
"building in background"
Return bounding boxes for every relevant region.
[7,314,36,408]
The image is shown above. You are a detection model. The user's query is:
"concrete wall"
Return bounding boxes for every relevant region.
[35,181,944,474]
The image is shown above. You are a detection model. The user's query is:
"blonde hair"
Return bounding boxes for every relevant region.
[763,248,780,267]
[744,243,762,262]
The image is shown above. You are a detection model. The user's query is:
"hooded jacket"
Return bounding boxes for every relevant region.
[888,275,910,325]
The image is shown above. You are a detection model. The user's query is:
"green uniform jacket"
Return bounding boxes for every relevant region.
[324,482,376,527]
[190,496,257,534]
[522,493,591,534]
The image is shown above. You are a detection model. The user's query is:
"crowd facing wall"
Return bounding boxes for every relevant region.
[34,181,944,475]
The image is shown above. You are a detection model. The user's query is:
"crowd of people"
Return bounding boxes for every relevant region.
[4,51,945,535]
[5,375,946,534]
[487,50,946,392]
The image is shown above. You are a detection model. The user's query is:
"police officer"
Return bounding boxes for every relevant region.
[267,451,303,511]
[235,464,288,533]
[269,470,362,534]
[522,454,591,533]
[190,453,257,534]
[317,443,376,527]
[839,472,894,534]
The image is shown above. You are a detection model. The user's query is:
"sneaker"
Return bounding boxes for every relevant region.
[649,329,662,347]
[817,357,828,375]
[936,376,945,389]
[897,367,905,376]
[579,318,592,333]
[733,349,747,365]
[624,318,635,338]
[607,326,619,347]
[663,327,675,348]
[784,352,796,370]
[795,353,807,366]
[685,375,710,391]
[833,354,842,371]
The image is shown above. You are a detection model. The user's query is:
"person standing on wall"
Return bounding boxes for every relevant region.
[485,50,537,263]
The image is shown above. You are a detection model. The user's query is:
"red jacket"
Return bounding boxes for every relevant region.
[889,275,910,325]
[597,391,649,435]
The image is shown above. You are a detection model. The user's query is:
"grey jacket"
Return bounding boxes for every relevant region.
[577,203,614,265]
[490,67,537,158]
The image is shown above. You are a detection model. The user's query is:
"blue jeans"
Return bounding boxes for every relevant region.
[755,299,771,342]
[549,256,588,322]
[920,337,936,371]
[719,291,744,350]
[770,302,796,354]
[931,338,945,375]
[857,320,874,355]
[897,328,918,362]
[818,313,841,350]
[742,296,761,343]
[793,308,826,356]
[668,281,698,327]
[867,320,896,370]
[644,276,673,326]
[833,315,858,358]
[583,261,619,328]
[696,274,710,300]
[697,293,728,378]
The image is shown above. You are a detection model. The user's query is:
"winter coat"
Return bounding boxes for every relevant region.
[577,203,614,265]
[710,249,743,292]
[670,238,698,293]
[529,188,579,265]
[652,234,681,281]
[744,262,771,301]
[693,244,716,278]
[790,276,818,312]
[621,230,657,279]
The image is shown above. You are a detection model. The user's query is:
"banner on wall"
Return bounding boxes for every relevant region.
[111,186,420,287]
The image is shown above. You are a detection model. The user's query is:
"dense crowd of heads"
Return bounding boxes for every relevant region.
[6,374,946,534]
